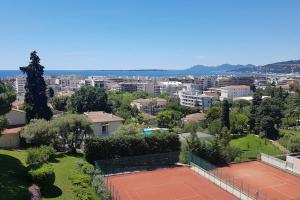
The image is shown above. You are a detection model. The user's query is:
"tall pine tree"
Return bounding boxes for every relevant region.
[221,99,230,129]
[20,51,52,123]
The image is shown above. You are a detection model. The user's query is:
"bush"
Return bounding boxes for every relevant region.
[26,146,56,166]
[92,174,111,200]
[84,132,180,163]
[287,135,300,152]
[69,161,95,200]
[29,164,55,188]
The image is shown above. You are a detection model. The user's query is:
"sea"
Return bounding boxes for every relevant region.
[0,69,257,78]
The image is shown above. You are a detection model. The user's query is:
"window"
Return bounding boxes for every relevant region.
[102,125,108,135]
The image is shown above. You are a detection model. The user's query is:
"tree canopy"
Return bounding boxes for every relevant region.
[20,51,52,123]
[68,86,110,113]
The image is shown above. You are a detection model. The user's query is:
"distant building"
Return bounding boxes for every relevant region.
[160,81,183,94]
[130,98,167,115]
[15,77,26,94]
[178,91,216,112]
[216,76,254,87]
[120,82,139,92]
[84,111,124,136]
[220,85,251,100]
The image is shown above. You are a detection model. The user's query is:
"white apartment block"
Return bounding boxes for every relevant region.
[220,85,251,100]
[160,81,183,94]
[15,77,26,94]
[178,91,215,112]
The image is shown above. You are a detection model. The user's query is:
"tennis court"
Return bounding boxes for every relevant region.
[215,161,300,200]
[107,166,237,200]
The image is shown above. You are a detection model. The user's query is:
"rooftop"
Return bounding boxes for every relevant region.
[84,111,124,123]
[221,85,250,89]
[183,112,206,122]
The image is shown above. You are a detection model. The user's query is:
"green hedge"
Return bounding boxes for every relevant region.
[26,145,56,166]
[84,132,180,163]
[29,164,55,188]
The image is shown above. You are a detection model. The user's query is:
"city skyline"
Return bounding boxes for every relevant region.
[0,0,300,70]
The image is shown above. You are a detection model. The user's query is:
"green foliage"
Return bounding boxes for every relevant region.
[49,96,69,111]
[69,160,96,200]
[0,116,8,133]
[26,145,56,166]
[205,107,222,123]
[84,132,180,163]
[230,110,248,135]
[221,99,230,129]
[208,119,222,135]
[183,121,198,134]
[230,134,282,162]
[68,86,109,113]
[29,164,55,188]
[21,119,55,146]
[0,81,16,115]
[165,101,198,115]
[50,114,92,152]
[21,114,92,152]
[287,135,300,152]
[186,137,240,165]
[48,87,54,98]
[20,51,53,123]
[113,123,143,135]
[156,110,182,128]
[92,174,111,200]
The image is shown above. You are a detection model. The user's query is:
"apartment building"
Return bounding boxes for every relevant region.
[220,85,251,100]
[216,76,254,87]
[160,81,183,94]
[178,91,215,112]
[15,77,26,94]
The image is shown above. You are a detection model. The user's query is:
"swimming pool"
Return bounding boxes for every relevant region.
[140,128,169,135]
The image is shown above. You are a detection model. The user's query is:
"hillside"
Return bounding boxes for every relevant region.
[231,60,300,73]
[186,64,255,72]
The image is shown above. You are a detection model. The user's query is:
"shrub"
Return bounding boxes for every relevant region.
[288,135,300,152]
[84,132,180,163]
[92,174,111,200]
[29,164,55,188]
[69,161,95,200]
[26,146,56,166]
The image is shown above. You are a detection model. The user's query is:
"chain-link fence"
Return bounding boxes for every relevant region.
[190,154,277,200]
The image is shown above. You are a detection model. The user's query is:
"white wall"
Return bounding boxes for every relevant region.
[91,121,123,136]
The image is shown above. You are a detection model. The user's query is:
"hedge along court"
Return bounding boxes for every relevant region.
[216,161,300,200]
[107,167,237,200]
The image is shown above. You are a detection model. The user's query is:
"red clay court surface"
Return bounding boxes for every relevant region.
[216,161,300,200]
[107,167,237,200]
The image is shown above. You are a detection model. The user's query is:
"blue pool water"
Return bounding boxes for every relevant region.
[143,130,153,135]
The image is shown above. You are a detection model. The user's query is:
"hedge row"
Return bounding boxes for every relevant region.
[84,132,180,163]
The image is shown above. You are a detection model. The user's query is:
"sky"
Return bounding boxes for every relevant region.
[0,0,300,70]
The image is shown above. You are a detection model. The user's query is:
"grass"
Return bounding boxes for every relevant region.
[230,134,283,162]
[0,149,98,200]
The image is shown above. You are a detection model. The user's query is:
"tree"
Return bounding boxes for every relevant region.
[51,114,92,153]
[0,116,8,133]
[21,119,55,146]
[183,121,199,134]
[156,110,182,129]
[0,81,16,133]
[248,92,262,133]
[20,51,52,123]
[205,107,222,123]
[230,110,248,135]
[49,96,69,111]
[208,119,222,135]
[221,99,230,129]
[0,81,16,115]
[68,86,110,113]
[48,87,54,98]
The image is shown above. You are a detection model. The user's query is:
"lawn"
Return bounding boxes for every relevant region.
[230,134,283,162]
[0,149,98,200]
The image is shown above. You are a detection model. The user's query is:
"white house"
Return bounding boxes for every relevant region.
[84,111,124,136]
[220,85,251,100]
[178,91,216,112]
